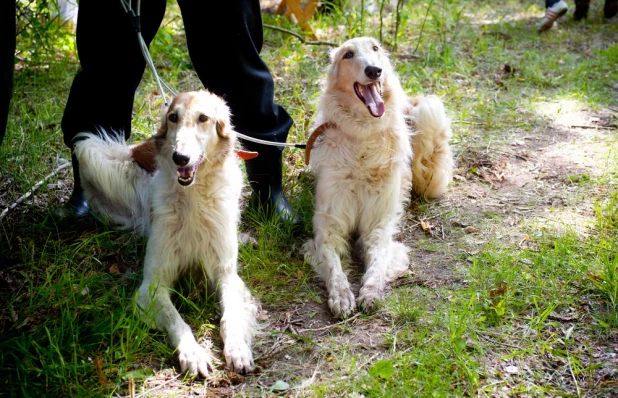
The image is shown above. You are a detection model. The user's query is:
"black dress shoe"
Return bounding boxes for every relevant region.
[248,183,301,226]
[51,153,90,221]
[52,188,90,220]
[243,146,302,228]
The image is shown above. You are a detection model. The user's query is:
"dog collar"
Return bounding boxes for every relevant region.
[305,122,337,165]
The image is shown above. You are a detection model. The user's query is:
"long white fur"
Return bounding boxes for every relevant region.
[406,95,454,199]
[303,37,453,319]
[74,91,257,376]
[74,131,152,234]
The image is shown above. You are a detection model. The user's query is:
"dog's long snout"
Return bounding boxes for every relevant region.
[364,66,382,80]
[172,151,190,167]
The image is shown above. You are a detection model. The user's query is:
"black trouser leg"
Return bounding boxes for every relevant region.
[62,0,167,145]
[0,0,16,147]
[606,0,618,18]
[178,0,292,142]
[178,0,299,225]
[56,0,166,219]
[574,0,590,20]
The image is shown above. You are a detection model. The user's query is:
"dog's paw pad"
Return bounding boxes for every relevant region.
[224,342,254,374]
[328,283,356,319]
[177,341,214,378]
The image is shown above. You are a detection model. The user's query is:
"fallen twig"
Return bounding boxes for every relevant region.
[569,124,616,130]
[488,148,530,161]
[393,278,424,288]
[297,312,362,333]
[94,356,108,387]
[254,337,297,362]
[409,211,447,229]
[567,355,582,397]
[115,374,180,398]
[481,31,512,40]
[348,352,381,377]
[451,121,486,125]
[129,377,135,398]
[263,24,338,47]
[478,332,522,350]
[0,160,70,221]
[294,359,324,391]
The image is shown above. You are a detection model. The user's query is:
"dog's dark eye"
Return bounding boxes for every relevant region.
[198,114,208,123]
[373,45,379,51]
[343,51,354,59]
[168,113,178,123]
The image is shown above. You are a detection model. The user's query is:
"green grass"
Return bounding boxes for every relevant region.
[2,0,618,396]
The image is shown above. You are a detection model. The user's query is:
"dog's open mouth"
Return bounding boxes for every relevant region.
[354,82,384,118]
[176,154,204,186]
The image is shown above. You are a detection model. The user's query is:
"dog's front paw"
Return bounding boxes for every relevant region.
[328,276,356,318]
[358,284,384,313]
[177,339,214,378]
[223,341,254,374]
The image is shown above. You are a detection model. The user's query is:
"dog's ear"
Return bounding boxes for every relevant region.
[213,112,234,166]
[328,47,340,80]
[131,138,158,173]
[216,119,231,139]
[154,102,172,152]
[157,105,170,138]
[329,46,340,64]
[214,100,233,139]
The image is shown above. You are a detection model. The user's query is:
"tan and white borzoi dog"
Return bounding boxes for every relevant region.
[73,91,257,376]
[303,37,454,318]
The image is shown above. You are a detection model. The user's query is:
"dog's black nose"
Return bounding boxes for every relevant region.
[172,151,190,167]
[364,66,382,80]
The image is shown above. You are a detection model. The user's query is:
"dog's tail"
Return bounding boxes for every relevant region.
[73,132,153,234]
[406,95,454,199]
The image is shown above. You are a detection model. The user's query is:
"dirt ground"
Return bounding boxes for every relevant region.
[171,106,616,396]
[1,98,615,397]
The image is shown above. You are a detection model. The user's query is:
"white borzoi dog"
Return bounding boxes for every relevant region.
[73,91,257,376]
[303,37,454,318]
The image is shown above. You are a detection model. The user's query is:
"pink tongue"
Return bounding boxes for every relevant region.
[361,84,385,117]
[178,167,192,179]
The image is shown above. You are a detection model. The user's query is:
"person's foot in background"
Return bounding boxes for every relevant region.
[538,0,569,32]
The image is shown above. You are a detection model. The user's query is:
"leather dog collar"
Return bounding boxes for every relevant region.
[305,122,337,165]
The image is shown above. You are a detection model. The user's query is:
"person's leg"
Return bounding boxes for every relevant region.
[177,0,300,226]
[538,0,569,32]
[574,0,591,20]
[0,0,16,147]
[57,0,166,219]
[606,0,618,18]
